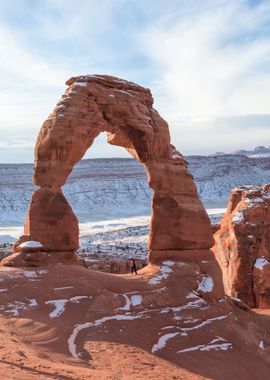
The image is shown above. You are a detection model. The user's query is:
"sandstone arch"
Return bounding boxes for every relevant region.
[22,75,213,263]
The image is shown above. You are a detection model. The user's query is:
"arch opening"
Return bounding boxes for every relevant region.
[63,131,152,273]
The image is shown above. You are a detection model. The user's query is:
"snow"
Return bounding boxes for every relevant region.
[0,298,38,316]
[178,337,232,353]
[29,299,38,307]
[148,261,175,285]
[54,286,74,291]
[19,241,43,249]
[130,295,142,306]
[232,211,244,223]
[151,332,180,353]
[0,156,269,260]
[0,234,16,243]
[1,156,269,231]
[180,313,232,333]
[68,312,149,358]
[259,340,265,350]
[197,276,214,293]
[73,82,88,87]
[113,89,133,96]
[172,154,182,160]
[162,260,175,267]
[245,197,264,204]
[161,325,176,330]
[117,294,131,311]
[159,299,207,316]
[46,296,90,318]
[70,296,89,303]
[254,258,270,270]
[117,293,142,310]
[46,299,67,318]
[23,270,47,279]
[151,314,231,354]
[0,288,7,292]
[24,271,38,278]
[230,296,241,303]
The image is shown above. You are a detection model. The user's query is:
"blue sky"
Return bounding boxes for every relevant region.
[0,0,269,162]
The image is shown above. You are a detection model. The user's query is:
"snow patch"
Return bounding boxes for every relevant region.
[73,82,88,87]
[117,294,131,311]
[0,298,38,316]
[254,258,270,270]
[70,296,89,303]
[259,340,265,350]
[23,270,47,278]
[152,332,180,353]
[54,286,74,291]
[148,262,174,285]
[130,295,142,306]
[197,276,214,293]
[232,211,244,223]
[178,337,232,353]
[113,89,133,96]
[46,296,90,318]
[186,292,199,299]
[162,260,175,267]
[68,312,148,358]
[19,241,43,249]
[180,313,232,333]
[46,299,67,318]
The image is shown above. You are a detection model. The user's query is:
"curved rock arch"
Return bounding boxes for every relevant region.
[23,75,213,263]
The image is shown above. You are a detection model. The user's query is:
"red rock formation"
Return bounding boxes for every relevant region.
[213,184,270,307]
[7,75,213,267]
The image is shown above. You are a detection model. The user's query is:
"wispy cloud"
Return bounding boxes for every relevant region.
[0,0,269,161]
[139,0,270,119]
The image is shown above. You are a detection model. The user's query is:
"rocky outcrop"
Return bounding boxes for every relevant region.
[213,184,270,308]
[4,75,216,270]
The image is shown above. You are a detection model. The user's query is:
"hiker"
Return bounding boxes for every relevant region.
[130,258,137,275]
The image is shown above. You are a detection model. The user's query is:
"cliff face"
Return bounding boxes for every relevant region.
[213,184,270,308]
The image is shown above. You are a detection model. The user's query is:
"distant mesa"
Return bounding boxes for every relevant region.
[211,145,270,158]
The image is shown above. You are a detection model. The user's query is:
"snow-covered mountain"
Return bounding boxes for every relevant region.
[212,146,270,158]
[189,154,270,202]
[0,155,269,225]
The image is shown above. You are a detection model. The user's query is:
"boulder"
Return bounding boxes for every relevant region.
[12,234,31,253]
[19,240,44,254]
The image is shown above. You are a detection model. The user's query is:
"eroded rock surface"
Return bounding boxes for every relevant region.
[6,74,213,266]
[213,184,270,307]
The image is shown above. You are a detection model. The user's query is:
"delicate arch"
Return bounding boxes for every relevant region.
[23,75,213,263]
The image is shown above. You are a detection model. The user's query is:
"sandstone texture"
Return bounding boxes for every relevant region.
[213,184,270,308]
[1,263,270,379]
[8,74,213,266]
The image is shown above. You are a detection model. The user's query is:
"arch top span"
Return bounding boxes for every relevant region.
[8,74,214,266]
[34,74,177,189]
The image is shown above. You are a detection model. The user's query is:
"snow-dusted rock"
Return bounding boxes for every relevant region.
[213,184,270,308]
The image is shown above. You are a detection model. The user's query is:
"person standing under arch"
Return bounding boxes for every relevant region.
[130,258,137,275]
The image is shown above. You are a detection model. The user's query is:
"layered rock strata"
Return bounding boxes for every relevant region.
[213,184,270,308]
[5,75,214,266]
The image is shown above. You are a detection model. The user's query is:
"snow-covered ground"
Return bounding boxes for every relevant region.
[0,208,225,266]
[0,155,268,261]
